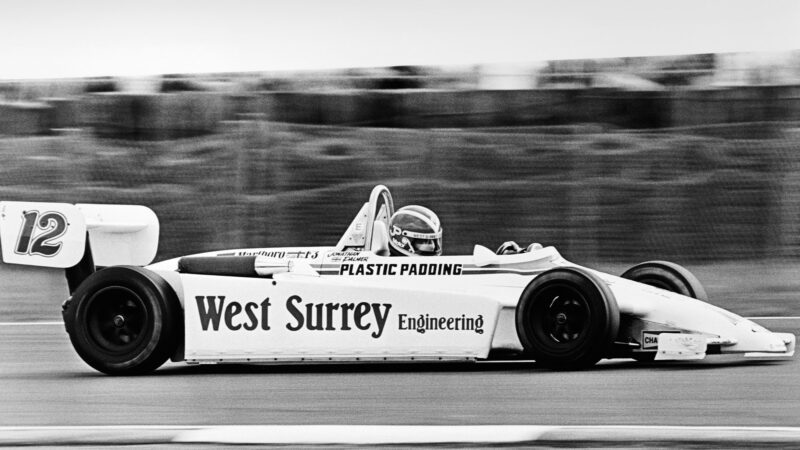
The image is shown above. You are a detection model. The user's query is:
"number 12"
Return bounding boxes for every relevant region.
[15,211,68,257]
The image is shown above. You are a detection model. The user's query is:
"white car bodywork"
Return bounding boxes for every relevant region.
[149,245,794,363]
[1,185,795,370]
[147,185,794,364]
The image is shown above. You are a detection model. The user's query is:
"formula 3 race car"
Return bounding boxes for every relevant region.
[0,185,794,375]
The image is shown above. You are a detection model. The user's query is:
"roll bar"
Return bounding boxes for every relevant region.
[363,185,394,250]
[336,185,395,251]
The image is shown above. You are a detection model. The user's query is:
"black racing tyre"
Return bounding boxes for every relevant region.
[516,267,620,370]
[63,266,181,375]
[621,261,706,363]
[620,260,708,302]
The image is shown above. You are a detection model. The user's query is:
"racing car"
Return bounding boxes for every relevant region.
[0,185,794,375]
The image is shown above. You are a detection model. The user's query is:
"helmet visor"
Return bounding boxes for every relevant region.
[411,236,442,256]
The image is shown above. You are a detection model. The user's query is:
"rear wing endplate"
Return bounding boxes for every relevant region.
[0,201,159,268]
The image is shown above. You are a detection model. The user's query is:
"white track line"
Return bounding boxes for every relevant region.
[0,321,61,326]
[173,425,800,445]
[2,425,800,446]
[0,426,198,431]
[175,425,553,445]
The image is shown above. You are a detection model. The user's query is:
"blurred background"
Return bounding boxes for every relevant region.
[1,0,799,317]
[2,51,800,262]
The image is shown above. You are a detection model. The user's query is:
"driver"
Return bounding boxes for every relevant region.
[388,205,442,256]
[496,241,544,255]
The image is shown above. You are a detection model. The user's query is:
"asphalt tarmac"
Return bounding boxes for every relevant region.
[1,322,798,428]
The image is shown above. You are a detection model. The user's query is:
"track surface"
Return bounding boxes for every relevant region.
[1,323,798,427]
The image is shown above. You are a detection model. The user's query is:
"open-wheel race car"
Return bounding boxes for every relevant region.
[0,185,794,375]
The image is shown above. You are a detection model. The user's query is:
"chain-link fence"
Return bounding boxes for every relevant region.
[1,121,798,264]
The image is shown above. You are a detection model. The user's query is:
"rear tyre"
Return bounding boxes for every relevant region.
[63,266,181,375]
[620,261,707,301]
[516,267,620,370]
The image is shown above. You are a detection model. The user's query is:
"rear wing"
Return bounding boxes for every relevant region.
[0,201,159,268]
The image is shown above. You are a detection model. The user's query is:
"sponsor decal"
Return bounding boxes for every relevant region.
[642,331,680,349]
[195,296,272,331]
[194,295,484,339]
[398,313,484,334]
[673,334,702,348]
[230,250,320,259]
[642,331,660,349]
[285,296,391,338]
[196,295,391,338]
[339,263,463,276]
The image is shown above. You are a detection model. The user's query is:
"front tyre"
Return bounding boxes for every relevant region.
[63,266,181,375]
[620,261,707,301]
[620,261,707,362]
[516,267,620,370]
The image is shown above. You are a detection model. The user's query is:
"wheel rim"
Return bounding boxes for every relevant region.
[85,286,149,354]
[532,284,591,348]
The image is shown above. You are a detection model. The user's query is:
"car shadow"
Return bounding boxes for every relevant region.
[155,360,536,376]
[54,355,792,378]
[143,356,790,377]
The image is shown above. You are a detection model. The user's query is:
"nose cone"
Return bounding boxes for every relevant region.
[726,319,789,353]
[605,275,792,356]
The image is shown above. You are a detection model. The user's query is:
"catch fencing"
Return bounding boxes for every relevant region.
[0,122,798,264]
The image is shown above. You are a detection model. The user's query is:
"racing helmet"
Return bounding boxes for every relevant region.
[388,205,442,256]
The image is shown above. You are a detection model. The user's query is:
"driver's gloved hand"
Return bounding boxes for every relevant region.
[526,243,543,252]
